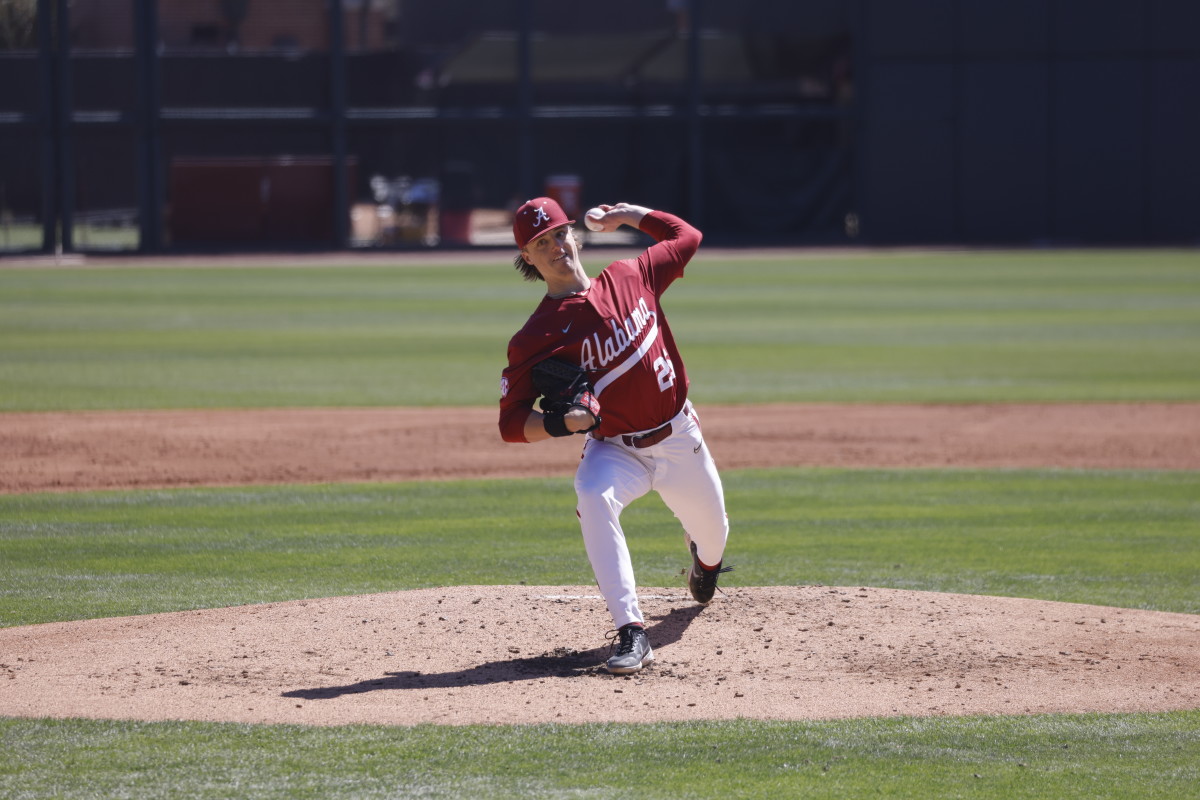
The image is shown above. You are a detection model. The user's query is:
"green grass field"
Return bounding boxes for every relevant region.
[1,249,1198,798]
[1,249,1198,410]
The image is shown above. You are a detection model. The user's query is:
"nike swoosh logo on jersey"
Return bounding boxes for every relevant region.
[562,321,573,333]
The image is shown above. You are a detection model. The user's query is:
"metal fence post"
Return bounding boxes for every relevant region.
[37,0,55,253]
[134,0,162,252]
[53,0,73,253]
[685,0,703,227]
[517,0,534,202]
[329,0,349,248]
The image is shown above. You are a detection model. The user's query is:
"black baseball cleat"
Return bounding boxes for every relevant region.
[605,623,654,674]
[687,541,733,605]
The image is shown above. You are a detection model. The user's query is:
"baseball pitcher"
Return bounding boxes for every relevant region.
[498,197,731,674]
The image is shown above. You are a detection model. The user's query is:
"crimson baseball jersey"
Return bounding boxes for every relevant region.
[499,211,702,442]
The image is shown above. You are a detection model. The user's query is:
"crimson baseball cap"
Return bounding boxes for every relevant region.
[513,196,574,249]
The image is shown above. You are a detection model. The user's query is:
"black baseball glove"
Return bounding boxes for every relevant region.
[531,357,601,437]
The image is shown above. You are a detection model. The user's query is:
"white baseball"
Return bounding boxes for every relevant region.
[584,207,605,232]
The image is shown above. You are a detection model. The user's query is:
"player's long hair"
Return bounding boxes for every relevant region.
[513,225,578,282]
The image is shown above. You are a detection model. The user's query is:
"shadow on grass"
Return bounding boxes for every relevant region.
[282,604,703,698]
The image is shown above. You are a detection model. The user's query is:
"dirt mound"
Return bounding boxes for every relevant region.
[2,585,1196,727]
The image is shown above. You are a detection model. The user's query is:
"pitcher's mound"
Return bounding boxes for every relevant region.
[1,585,1196,727]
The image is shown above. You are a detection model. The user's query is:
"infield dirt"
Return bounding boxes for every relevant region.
[1,402,1198,726]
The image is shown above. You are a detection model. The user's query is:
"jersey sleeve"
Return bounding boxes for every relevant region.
[498,338,541,443]
[635,210,703,295]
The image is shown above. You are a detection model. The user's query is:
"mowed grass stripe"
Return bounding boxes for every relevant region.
[1,249,1198,410]
[1,468,1197,628]
[1,712,1197,800]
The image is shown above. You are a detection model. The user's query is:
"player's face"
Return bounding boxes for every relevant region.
[523,225,580,279]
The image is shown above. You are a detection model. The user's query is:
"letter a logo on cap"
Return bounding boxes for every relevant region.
[532,203,552,228]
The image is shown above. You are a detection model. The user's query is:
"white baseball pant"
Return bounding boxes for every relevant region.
[574,402,729,628]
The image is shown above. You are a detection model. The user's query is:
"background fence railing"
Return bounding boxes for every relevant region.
[1,0,1196,254]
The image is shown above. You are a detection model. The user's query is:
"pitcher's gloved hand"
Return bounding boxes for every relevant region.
[531,358,602,437]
